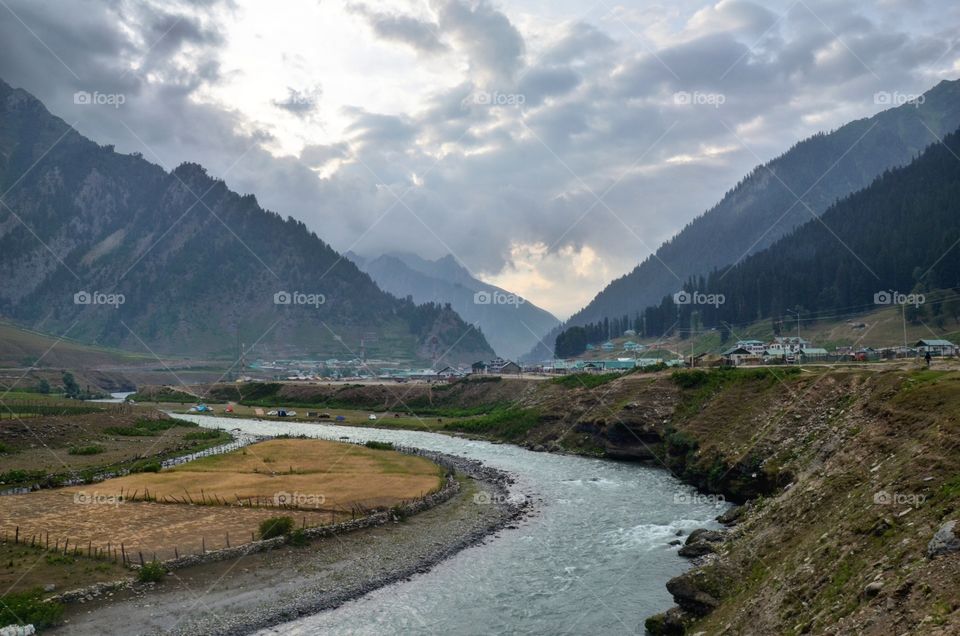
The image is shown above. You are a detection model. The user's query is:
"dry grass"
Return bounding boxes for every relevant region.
[82,438,444,509]
[0,439,444,580]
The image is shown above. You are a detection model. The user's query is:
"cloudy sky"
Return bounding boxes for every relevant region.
[1,0,958,318]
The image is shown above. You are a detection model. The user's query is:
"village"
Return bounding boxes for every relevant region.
[242,334,959,385]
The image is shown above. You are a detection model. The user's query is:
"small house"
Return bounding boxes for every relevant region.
[915,339,956,356]
[799,347,829,361]
[496,360,522,375]
[721,346,754,366]
[603,359,637,371]
[735,339,766,355]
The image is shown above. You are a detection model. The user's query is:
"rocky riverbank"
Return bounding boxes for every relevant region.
[640,368,960,635]
[52,450,530,636]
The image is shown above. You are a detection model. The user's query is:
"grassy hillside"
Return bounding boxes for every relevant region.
[0,320,150,369]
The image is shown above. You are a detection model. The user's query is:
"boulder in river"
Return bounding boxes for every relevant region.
[717,505,744,525]
[678,541,715,558]
[644,606,691,635]
[666,569,722,616]
[686,528,725,544]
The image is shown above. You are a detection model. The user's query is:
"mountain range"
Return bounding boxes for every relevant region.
[0,79,493,364]
[348,251,559,360]
[530,79,960,359]
[639,126,960,338]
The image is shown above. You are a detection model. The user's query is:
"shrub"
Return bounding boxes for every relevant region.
[130,460,162,473]
[0,442,10,454]
[288,528,309,546]
[0,589,64,628]
[104,426,156,437]
[671,369,711,389]
[364,440,394,451]
[551,372,621,389]
[134,418,196,432]
[259,516,295,539]
[183,429,222,441]
[137,561,167,583]
[105,419,195,437]
[450,407,541,440]
[68,445,104,455]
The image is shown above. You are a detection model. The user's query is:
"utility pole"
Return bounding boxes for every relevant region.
[787,309,801,364]
[902,303,908,353]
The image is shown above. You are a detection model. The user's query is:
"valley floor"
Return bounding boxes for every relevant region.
[188,366,960,634]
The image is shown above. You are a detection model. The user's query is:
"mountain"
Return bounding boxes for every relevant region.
[0,79,493,364]
[653,126,960,335]
[529,79,960,359]
[559,126,960,353]
[348,251,560,360]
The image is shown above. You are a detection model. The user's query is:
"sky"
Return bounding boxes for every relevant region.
[1,0,958,319]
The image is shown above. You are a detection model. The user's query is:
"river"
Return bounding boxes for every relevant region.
[175,414,727,635]
[88,391,136,403]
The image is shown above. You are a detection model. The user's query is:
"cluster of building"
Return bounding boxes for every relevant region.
[246,334,960,385]
[585,338,647,353]
[719,337,958,366]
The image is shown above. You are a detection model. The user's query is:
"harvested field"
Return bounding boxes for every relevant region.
[0,439,444,577]
[0,490,333,567]
[80,438,445,509]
